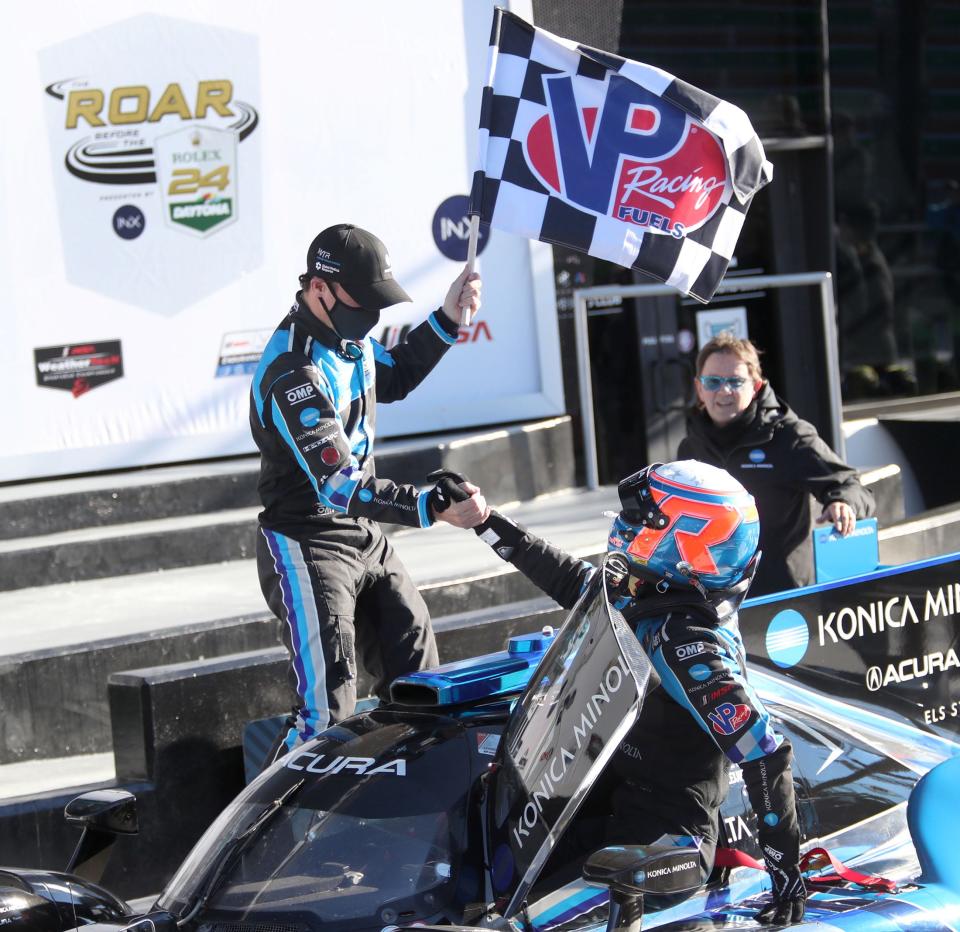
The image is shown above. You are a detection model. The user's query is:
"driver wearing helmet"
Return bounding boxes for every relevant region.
[470,460,806,925]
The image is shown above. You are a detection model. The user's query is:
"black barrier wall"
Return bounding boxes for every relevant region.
[739,553,960,739]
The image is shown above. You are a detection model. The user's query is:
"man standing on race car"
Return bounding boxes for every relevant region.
[250,223,486,759]
[467,460,807,924]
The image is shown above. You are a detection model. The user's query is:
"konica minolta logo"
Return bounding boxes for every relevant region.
[817,583,959,646]
[765,609,809,669]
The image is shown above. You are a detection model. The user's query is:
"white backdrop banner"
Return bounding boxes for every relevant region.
[0,0,563,482]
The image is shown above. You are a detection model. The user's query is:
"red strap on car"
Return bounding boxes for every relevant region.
[714,847,897,893]
[714,847,765,871]
[798,847,897,893]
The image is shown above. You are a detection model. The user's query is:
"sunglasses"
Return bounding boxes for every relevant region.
[697,375,750,391]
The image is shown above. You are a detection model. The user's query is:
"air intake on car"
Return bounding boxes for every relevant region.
[389,628,556,706]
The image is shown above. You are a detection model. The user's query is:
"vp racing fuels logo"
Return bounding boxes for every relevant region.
[707,701,751,736]
[524,75,729,237]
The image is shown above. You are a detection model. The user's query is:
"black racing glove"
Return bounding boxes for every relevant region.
[741,742,807,926]
[757,858,806,925]
[426,469,471,514]
[473,509,525,560]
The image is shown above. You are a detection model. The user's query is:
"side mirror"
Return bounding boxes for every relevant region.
[65,789,138,835]
[64,789,138,882]
[583,839,704,932]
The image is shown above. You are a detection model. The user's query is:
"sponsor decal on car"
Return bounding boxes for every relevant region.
[513,656,632,849]
[766,609,810,669]
[817,584,959,647]
[866,649,960,691]
[477,732,500,757]
[284,752,406,777]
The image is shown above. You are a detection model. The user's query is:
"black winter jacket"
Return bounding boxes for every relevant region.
[678,383,875,595]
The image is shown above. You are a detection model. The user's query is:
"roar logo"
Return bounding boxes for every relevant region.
[39,15,263,312]
[524,74,729,237]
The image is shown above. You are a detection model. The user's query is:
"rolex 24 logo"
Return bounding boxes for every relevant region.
[154,125,238,236]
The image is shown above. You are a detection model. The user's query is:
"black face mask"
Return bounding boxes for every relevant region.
[325,295,381,343]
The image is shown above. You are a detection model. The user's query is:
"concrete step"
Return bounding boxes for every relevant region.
[0,507,260,591]
[0,417,575,590]
[0,486,619,765]
[0,416,574,541]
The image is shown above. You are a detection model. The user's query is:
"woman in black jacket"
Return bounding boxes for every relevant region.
[678,334,874,596]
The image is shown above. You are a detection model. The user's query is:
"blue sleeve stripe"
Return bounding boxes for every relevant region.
[271,397,323,498]
[371,340,396,367]
[428,311,458,345]
[417,491,434,528]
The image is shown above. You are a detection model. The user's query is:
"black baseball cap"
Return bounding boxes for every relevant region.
[305,224,411,310]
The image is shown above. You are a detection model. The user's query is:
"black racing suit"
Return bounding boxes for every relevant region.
[476,511,806,914]
[249,296,460,754]
[679,383,875,595]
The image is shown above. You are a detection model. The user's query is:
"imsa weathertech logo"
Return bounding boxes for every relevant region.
[34,340,124,398]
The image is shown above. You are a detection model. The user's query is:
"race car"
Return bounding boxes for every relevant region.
[2,562,959,932]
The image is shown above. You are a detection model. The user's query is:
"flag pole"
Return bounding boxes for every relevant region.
[460,214,480,327]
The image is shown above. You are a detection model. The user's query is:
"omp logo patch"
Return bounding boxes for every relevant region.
[285,382,315,404]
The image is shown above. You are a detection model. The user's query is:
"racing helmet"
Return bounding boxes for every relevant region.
[607,460,759,591]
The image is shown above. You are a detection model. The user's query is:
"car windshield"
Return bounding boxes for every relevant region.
[158,717,473,931]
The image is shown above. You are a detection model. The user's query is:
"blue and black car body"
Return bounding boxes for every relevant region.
[2,553,959,932]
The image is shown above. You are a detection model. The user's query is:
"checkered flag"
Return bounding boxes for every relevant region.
[470,8,773,303]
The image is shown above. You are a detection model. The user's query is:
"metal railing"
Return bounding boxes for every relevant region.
[573,272,840,489]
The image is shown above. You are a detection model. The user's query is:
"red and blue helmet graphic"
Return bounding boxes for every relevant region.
[524,74,730,238]
[607,461,759,590]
